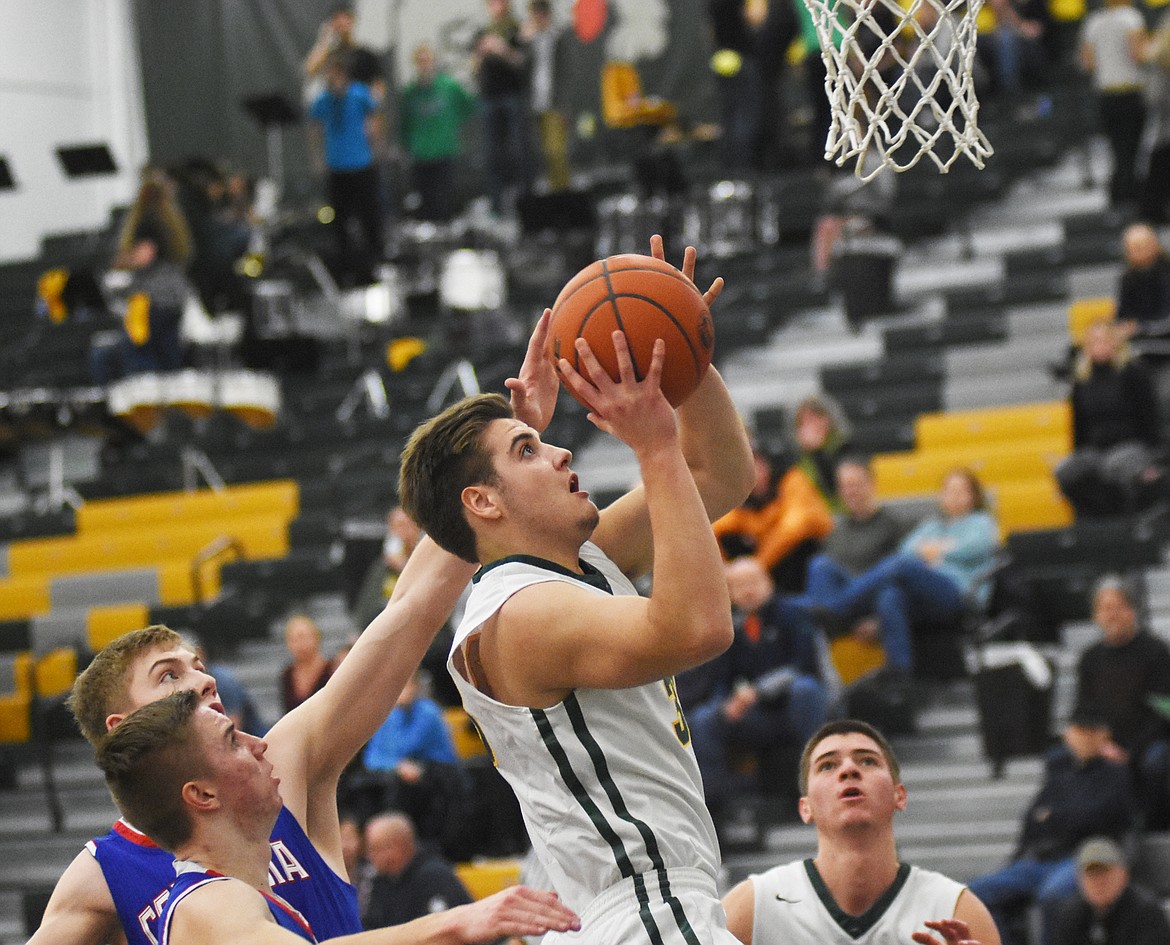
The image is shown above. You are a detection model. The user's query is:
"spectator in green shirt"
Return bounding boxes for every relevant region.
[399,43,478,222]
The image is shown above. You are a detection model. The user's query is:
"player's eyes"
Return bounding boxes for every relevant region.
[160,670,178,682]
[521,444,535,456]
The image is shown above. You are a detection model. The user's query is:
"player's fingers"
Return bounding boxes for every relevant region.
[703,276,725,306]
[682,245,697,281]
[557,357,598,408]
[609,330,639,383]
[910,933,940,945]
[525,309,552,355]
[645,338,666,387]
[573,337,614,390]
[650,234,665,260]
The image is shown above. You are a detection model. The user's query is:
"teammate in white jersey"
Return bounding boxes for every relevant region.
[398,236,755,944]
[723,719,1001,945]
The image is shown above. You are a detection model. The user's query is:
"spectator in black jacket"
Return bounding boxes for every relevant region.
[967,706,1136,945]
[1118,224,1170,338]
[1051,836,1170,945]
[1076,575,1170,828]
[358,812,473,931]
[1054,319,1165,517]
[682,556,834,816]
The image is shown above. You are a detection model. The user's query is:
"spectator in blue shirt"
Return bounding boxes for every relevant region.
[342,671,467,855]
[308,50,384,286]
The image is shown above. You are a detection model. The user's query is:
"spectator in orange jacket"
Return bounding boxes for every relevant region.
[713,442,833,592]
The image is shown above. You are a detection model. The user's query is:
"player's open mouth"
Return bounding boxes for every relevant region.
[569,475,579,493]
[840,787,863,799]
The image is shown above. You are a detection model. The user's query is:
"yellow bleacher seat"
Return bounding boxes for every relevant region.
[75,481,299,533]
[601,61,677,130]
[34,647,78,699]
[1068,298,1116,346]
[0,576,51,622]
[829,636,886,685]
[455,858,522,900]
[992,478,1075,535]
[87,603,151,651]
[914,402,1071,451]
[7,513,290,578]
[444,707,488,761]
[872,436,1068,498]
[0,653,33,743]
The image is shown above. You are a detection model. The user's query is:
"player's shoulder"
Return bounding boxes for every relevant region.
[167,877,272,943]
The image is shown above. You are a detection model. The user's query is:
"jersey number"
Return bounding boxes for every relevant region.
[663,677,691,746]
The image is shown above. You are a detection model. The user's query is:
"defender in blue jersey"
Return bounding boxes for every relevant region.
[29,313,577,945]
[97,691,578,945]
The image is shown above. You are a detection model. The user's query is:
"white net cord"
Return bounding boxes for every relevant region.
[806,0,995,179]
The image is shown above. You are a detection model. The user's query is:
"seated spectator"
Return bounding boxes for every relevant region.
[116,221,191,376]
[683,557,834,817]
[967,708,1136,945]
[1051,836,1170,945]
[713,440,834,593]
[1117,224,1170,338]
[803,456,911,643]
[792,394,852,514]
[113,165,193,271]
[1054,320,1165,518]
[343,670,467,853]
[1076,575,1170,828]
[280,612,334,715]
[794,468,999,676]
[358,812,472,931]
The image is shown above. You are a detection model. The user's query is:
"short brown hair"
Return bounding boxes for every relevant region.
[68,625,186,746]
[398,394,513,562]
[798,719,901,794]
[95,689,207,851]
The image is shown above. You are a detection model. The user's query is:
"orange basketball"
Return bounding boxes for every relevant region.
[546,254,715,408]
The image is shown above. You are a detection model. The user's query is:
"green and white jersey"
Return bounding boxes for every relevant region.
[448,541,722,932]
[750,860,965,945]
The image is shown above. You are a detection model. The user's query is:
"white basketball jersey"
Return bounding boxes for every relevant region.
[750,860,965,945]
[449,542,722,930]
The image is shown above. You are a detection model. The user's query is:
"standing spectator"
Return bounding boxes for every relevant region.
[1080,0,1149,209]
[1055,320,1165,518]
[359,813,473,931]
[473,0,531,216]
[707,0,798,171]
[984,0,1049,106]
[684,557,833,816]
[280,612,334,715]
[1140,13,1170,224]
[399,43,478,222]
[1076,575,1170,828]
[1051,836,1170,945]
[1117,223,1170,336]
[308,50,384,286]
[344,671,466,850]
[522,0,570,192]
[968,709,1137,945]
[795,469,999,676]
[304,2,386,102]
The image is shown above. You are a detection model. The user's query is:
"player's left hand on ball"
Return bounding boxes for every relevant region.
[648,234,724,308]
[506,308,559,433]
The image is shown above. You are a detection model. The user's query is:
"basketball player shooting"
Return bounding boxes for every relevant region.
[398,236,754,944]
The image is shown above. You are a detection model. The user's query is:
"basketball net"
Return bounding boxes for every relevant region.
[806,0,994,180]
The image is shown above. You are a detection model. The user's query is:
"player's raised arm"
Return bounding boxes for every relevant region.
[592,236,752,579]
